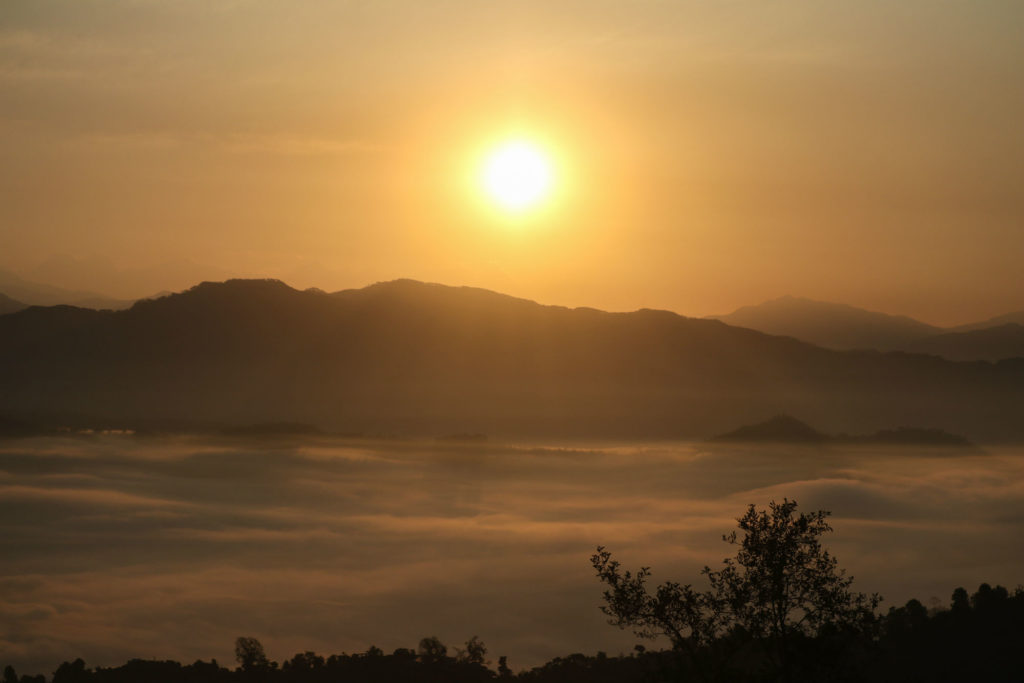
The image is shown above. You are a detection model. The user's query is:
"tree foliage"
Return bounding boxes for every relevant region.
[456,636,489,666]
[234,637,271,672]
[593,499,881,681]
[417,636,448,661]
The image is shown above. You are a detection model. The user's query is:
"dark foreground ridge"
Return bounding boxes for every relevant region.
[4,582,1020,683]
[2,278,1024,440]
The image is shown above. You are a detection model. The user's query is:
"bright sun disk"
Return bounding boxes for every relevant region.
[481,140,554,213]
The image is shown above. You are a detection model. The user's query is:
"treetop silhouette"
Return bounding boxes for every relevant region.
[593,499,881,681]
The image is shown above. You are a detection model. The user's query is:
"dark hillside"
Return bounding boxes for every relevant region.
[0,292,27,315]
[710,296,941,351]
[904,323,1024,362]
[1,279,1022,439]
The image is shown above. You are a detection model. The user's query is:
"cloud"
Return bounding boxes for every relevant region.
[2,436,1023,675]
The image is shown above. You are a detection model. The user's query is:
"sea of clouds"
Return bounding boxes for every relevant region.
[2,435,1023,675]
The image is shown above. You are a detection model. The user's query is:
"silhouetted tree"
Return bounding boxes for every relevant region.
[52,659,88,683]
[456,636,488,666]
[951,586,970,614]
[593,499,880,682]
[282,652,324,674]
[3,666,17,683]
[234,637,270,672]
[417,636,448,662]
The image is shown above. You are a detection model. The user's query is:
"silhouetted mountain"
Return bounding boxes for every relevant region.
[951,309,1024,332]
[903,324,1024,362]
[714,416,975,448]
[0,292,27,315]
[712,414,828,442]
[850,426,974,447]
[2,279,1023,439]
[0,269,134,310]
[710,296,941,351]
[22,253,236,302]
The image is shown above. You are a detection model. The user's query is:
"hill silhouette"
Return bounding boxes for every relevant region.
[903,323,1024,362]
[0,269,134,310]
[0,292,27,316]
[710,296,942,351]
[2,279,1023,439]
[713,415,975,447]
[712,414,829,442]
[851,426,974,447]
[950,309,1024,332]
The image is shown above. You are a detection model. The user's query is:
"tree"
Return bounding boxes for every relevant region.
[417,636,448,661]
[234,637,270,672]
[593,499,880,682]
[455,636,488,666]
[52,659,88,683]
[282,651,324,673]
[497,656,512,678]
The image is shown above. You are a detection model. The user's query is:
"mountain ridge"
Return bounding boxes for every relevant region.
[2,278,1022,440]
[0,292,27,315]
[709,295,943,351]
[711,295,1024,361]
[712,414,976,447]
[0,268,135,310]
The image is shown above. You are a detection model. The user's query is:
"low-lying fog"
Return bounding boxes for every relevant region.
[2,435,1023,675]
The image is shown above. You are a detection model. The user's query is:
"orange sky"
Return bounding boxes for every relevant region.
[1,1,1023,326]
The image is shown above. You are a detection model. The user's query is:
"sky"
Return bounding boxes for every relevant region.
[1,0,1023,326]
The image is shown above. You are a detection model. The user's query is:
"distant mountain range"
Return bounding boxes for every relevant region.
[1,279,1023,440]
[950,310,1024,333]
[902,324,1024,363]
[710,296,1024,361]
[4,276,1023,362]
[712,414,975,448]
[0,269,135,310]
[0,292,27,316]
[709,296,942,350]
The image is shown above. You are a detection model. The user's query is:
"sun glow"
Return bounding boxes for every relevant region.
[481,140,554,213]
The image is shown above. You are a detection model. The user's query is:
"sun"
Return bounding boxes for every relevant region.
[481,139,554,213]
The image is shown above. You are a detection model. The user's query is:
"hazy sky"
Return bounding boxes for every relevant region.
[2,1,1023,325]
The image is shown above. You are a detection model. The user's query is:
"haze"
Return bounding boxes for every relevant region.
[4,434,1023,675]
[3,1,1024,325]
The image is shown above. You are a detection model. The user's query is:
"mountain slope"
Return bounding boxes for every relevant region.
[0,269,134,309]
[951,310,1024,333]
[904,324,1024,362]
[712,415,828,442]
[710,296,941,351]
[713,415,974,447]
[0,293,27,316]
[1,279,1022,439]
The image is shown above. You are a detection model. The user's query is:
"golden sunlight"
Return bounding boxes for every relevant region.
[481,139,554,213]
